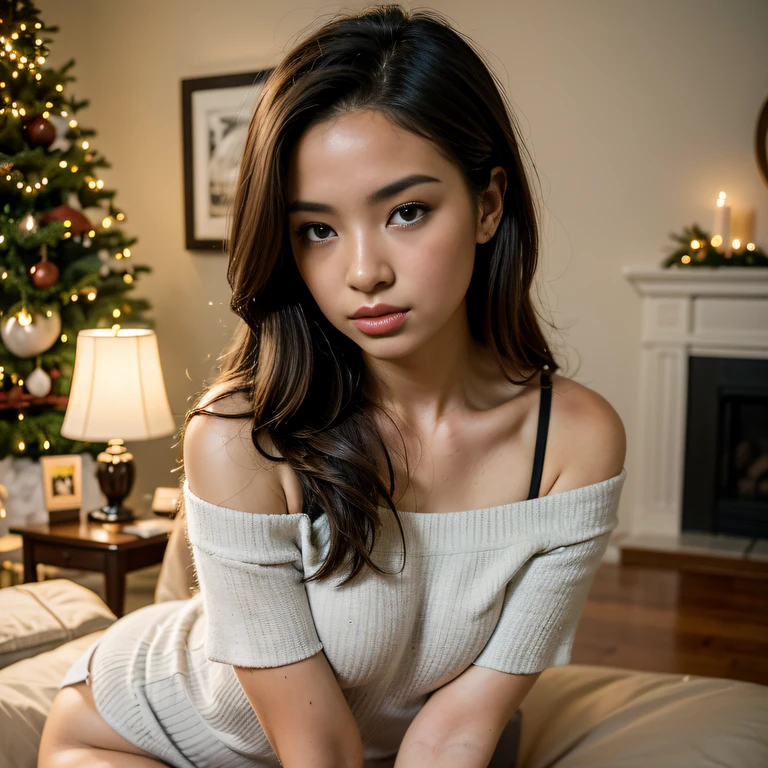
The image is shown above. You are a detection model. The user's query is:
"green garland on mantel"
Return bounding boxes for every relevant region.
[662,224,768,268]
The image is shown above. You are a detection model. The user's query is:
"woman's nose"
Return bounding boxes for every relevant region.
[345,234,395,293]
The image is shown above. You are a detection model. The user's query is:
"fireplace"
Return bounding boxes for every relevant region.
[615,267,768,575]
[683,356,768,538]
[621,266,768,543]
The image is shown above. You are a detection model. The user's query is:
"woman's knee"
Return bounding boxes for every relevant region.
[39,745,168,767]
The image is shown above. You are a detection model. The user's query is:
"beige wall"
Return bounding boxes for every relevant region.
[36,0,768,529]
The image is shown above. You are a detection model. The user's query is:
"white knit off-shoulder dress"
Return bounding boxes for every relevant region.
[58,364,626,767]
[59,465,626,768]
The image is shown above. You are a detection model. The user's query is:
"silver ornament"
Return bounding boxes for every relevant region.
[0,310,62,357]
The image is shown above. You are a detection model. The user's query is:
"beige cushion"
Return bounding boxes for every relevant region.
[0,579,116,669]
[0,628,108,768]
[519,663,768,767]
[153,512,198,604]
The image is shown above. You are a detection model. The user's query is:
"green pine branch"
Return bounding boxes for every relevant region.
[662,223,768,268]
[0,1,157,461]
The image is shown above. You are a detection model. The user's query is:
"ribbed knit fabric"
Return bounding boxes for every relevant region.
[80,466,627,768]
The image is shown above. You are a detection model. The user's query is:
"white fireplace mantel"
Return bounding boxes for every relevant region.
[623,266,768,537]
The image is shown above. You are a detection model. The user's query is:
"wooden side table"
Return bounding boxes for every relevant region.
[8,519,170,617]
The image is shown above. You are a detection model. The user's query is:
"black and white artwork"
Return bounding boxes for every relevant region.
[181,69,274,251]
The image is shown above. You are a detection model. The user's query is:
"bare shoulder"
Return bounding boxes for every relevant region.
[183,384,288,514]
[545,372,626,494]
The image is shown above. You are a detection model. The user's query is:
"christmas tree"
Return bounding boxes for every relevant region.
[0,0,153,461]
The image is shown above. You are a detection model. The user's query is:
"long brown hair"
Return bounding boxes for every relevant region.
[178,3,559,587]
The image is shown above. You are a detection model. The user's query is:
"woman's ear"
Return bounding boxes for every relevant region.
[475,165,506,244]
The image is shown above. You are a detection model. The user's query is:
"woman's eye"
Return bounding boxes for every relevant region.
[295,203,430,246]
[390,203,429,226]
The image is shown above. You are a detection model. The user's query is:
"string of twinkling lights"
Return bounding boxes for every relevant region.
[0,1,154,460]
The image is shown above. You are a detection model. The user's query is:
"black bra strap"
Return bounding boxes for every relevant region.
[527,367,553,500]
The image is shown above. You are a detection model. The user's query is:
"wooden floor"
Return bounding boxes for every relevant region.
[573,563,768,686]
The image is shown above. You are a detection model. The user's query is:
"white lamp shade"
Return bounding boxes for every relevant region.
[61,328,176,442]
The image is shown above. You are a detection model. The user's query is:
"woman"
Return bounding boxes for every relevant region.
[39,4,626,767]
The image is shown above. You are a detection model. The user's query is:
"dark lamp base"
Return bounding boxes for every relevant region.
[90,438,137,525]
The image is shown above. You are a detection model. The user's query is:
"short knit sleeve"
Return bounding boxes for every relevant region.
[472,469,625,675]
[182,479,323,668]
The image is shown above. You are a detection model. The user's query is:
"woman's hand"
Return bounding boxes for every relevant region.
[394,665,540,768]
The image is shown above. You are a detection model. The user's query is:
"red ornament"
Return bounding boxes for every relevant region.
[31,259,60,288]
[40,204,92,234]
[24,116,56,148]
[7,385,25,408]
[49,368,61,380]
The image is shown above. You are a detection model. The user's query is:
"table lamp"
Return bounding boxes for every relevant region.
[60,328,176,524]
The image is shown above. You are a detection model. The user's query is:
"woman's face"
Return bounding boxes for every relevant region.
[286,109,499,357]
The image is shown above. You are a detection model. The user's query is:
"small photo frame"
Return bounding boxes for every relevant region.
[40,454,82,520]
[181,68,274,252]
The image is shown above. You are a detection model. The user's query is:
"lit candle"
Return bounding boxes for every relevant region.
[730,208,755,250]
[712,191,731,258]
[741,208,756,247]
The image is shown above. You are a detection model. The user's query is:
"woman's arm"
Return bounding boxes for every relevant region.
[184,397,364,768]
[234,652,364,768]
[395,386,627,766]
[394,667,540,768]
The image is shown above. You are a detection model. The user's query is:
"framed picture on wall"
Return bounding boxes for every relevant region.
[181,68,274,252]
[40,454,82,521]
[757,94,768,190]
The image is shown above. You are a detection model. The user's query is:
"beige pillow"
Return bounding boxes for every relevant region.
[519,663,768,768]
[0,629,108,768]
[0,579,116,669]
[153,512,198,604]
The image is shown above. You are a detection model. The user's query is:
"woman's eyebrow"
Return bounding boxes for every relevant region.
[287,174,441,214]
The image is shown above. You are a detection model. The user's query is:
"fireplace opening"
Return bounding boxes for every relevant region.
[682,356,768,539]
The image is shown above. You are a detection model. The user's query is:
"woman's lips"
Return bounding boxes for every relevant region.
[351,311,409,335]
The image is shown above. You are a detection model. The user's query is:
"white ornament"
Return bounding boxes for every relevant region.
[25,366,52,397]
[98,247,134,278]
[48,114,74,153]
[0,310,61,357]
